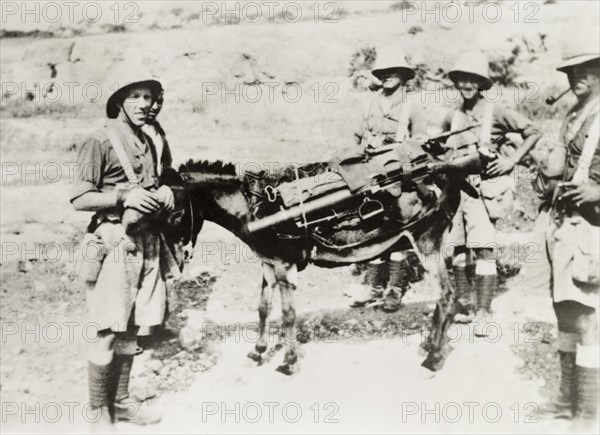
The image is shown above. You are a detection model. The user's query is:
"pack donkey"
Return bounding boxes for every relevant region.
[163,142,492,375]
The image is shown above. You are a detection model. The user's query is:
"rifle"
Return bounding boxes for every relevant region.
[245,148,496,234]
[366,123,481,156]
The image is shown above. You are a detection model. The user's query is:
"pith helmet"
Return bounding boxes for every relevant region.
[105,62,162,119]
[372,47,415,81]
[557,35,600,73]
[448,51,493,90]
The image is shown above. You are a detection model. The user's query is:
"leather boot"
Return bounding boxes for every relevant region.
[473,274,496,337]
[112,354,162,425]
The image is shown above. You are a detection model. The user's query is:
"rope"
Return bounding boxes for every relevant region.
[293,164,311,252]
[293,164,308,229]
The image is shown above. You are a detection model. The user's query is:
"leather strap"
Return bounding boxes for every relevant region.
[105,128,140,185]
[572,105,600,183]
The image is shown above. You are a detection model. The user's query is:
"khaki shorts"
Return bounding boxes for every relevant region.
[525,210,599,309]
[85,222,168,333]
[444,190,497,252]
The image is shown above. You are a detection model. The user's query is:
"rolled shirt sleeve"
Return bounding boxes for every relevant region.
[495,105,540,139]
[70,137,103,202]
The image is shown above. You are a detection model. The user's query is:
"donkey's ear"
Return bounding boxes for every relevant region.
[160,166,184,187]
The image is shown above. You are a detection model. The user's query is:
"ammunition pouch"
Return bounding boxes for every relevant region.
[571,217,600,286]
[70,233,107,284]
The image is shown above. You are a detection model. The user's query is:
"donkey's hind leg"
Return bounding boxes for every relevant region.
[422,256,460,372]
[274,261,299,375]
[248,262,277,364]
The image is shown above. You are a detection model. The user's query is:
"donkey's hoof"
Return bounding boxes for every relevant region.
[421,351,444,372]
[419,340,432,355]
[247,351,262,363]
[256,343,268,354]
[276,364,296,376]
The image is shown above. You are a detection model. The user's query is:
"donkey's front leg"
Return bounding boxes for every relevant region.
[422,257,459,372]
[248,262,277,364]
[275,261,299,375]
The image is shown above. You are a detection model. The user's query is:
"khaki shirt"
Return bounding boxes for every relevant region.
[71,118,159,203]
[353,89,427,149]
[442,98,539,156]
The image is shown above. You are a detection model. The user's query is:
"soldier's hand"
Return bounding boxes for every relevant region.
[559,181,600,207]
[123,187,161,214]
[155,185,175,211]
[486,155,515,177]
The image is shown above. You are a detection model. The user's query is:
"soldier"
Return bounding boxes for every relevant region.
[142,89,172,177]
[349,47,427,312]
[441,51,541,333]
[70,66,179,426]
[533,42,599,425]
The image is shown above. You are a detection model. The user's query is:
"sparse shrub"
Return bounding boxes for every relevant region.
[335,7,350,19]
[102,24,127,33]
[0,100,79,118]
[0,29,54,39]
[187,12,201,22]
[408,26,423,36]
[191,102,205,114]
[390,0,414,12]
[349,46,377,90]
[489,46,521,86]
[348,46,377,78]
[409,63,431,90]
[171,7,184,17]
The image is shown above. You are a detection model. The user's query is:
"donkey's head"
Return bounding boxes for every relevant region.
[179,159,251,236]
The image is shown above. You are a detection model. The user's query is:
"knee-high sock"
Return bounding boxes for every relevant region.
[389,252,410,296]
[575,343,599,419]
[557,332,578,405]
[113,354,134,403]
[88,349,114,409]
[474,260,496,312]
[364,259,388,290]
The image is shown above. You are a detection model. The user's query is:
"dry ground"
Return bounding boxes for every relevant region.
[1,1,599,433]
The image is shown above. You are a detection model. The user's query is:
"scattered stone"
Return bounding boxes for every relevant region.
[179,309,215,350]
[146,359,163,374]
[18,261,32,273]
[159,361,178,377]
[345,319,358,328]
[174,351,187,359]
[132,384,157,402]
[34,281,47,292]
